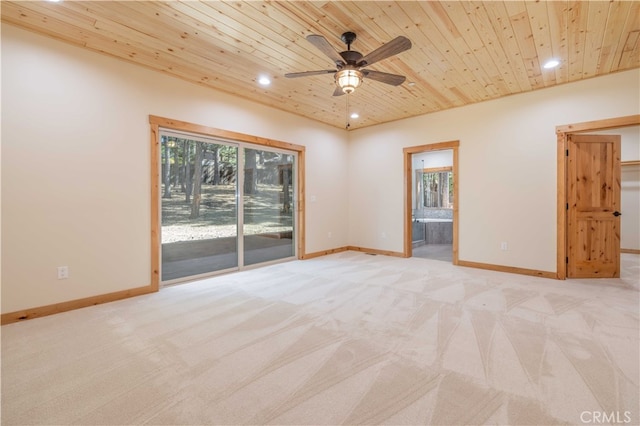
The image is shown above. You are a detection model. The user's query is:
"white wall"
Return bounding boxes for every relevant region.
[621,164,640,251]
[606,127,640,251]
[1,25,349,313]
[348,69,640,272]
[412,150,453,169]
[618,127,640,161]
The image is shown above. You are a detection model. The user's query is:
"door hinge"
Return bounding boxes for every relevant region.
[566,203,569,211]
[566,149,569,157]
[566,256,569,264]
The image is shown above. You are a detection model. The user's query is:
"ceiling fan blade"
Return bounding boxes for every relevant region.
[332,86,345,97]
[306,34,346,66]
[285,70,336,78]
[357,36,412,67]
[363,70,406,86]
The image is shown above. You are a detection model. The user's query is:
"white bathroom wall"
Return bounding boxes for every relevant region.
[412,150,454,169]
[1,25,349,313]
[348,69,640,272]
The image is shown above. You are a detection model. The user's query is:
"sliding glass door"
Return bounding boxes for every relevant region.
[160,130,296,283]
[160,132,238,281]
[243,148,295,266]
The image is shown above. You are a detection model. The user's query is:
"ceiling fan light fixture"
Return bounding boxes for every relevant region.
[336,69,363,94]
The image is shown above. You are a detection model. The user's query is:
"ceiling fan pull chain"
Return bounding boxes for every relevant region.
[345,94,350,130]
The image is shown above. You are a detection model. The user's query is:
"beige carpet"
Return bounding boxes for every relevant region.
[2,252,639,425]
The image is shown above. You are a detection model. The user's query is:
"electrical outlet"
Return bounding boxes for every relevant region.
[57,266,69,279]
[381,232,387,239]
[500,242,508,251]
[328,231,332,238]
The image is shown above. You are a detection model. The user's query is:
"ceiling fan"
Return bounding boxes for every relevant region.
[285,32,412,96]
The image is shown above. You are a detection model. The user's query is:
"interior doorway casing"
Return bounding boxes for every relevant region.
[403,141,459,263]
[556,114,639,280]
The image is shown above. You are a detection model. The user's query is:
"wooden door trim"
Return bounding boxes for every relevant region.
[556,114,639,279]
[403,141,459,263]
[149,115,306,289]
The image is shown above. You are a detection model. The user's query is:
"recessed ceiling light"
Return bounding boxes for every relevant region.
[408,82,416,87]
[258,76,271,86]
[350,112,359,119]
[543,59,560,69]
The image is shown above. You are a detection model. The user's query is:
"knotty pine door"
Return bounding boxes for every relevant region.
[567,134,621,278]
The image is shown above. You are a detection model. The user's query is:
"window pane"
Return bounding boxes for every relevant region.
[243,148,295,266]
[161,136,238,281]
[423,171,452,208]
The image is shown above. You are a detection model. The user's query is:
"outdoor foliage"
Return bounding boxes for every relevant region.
[161,136,293,243]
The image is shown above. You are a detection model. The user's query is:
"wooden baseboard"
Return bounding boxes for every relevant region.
[621,248,640,254]
[301,246,349,259]
[3,253,562,325]
[1,285,157,325]
[346,246,406,258]
[457,260,558,279]
[302,246,406,260]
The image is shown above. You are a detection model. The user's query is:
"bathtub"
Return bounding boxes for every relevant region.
[412,218,453,245]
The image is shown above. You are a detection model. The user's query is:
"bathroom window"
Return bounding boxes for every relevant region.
[422,168,453,208]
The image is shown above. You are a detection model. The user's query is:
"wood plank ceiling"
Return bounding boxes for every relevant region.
[2,1,639,130]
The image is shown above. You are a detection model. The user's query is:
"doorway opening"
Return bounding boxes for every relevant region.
[403,141,459,263]
[556,115,639,279]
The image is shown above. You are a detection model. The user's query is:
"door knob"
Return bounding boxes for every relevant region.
[613,211,622,217]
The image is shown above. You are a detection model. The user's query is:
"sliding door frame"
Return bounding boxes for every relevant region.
[149,115,306,290]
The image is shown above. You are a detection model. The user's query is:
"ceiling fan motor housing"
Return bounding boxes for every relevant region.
[341,31,357,48]
[339,50,363,66]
